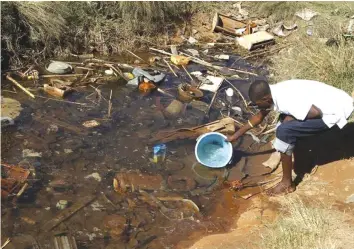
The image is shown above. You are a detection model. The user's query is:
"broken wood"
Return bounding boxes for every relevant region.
[108,89,112,118]
[163,59,178,77]
[33,115,89,135]
[35,95,91,106]
[6,74,35,98]
[125,49,145,62]
[1,238,10,249]
[41,195,96,232]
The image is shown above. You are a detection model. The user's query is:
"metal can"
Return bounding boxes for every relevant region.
[153,144,167,163]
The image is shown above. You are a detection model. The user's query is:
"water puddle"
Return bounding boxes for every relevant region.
[1,52,273,249]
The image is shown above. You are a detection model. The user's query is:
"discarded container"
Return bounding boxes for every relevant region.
[43,84,72,98]
[46,61,73,74]
[212,13,251,37]
[153,144,167,163]
[225,88,234,104]
[237,31,275,51]
[195,132,233,168]
[177,83,204,103]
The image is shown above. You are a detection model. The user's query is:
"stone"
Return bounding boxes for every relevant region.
[47,124,59,134]
[103,214,127,238]
[345,194,354,203]
[85,172,102,182]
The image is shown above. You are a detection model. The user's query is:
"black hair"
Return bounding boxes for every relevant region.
[248,79,271,103]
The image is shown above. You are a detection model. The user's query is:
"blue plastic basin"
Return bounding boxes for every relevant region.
[195,132,233,168]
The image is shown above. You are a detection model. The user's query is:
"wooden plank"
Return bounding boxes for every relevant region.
[41,195,96,232]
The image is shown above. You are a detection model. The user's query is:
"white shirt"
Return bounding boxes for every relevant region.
[269,80,353,129]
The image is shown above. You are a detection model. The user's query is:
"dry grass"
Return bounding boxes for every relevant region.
[260,195,354,249]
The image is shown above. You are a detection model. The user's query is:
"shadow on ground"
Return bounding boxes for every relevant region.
[294,122,354,184]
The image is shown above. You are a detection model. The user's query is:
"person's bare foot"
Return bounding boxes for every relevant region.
[266,181,296,196]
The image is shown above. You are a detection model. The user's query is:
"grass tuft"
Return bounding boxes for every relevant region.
[260,195,354,249]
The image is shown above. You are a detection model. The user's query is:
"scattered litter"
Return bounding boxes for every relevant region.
[237,31,275,51]
[82,120,100,128]
[64,149,73,154]
[52,233,78,249]
[47,124,59,134]
[104,69,114,75]
[43,84,72,98]
[202,49,209,54]
[212,13,249,37]
[171,55,190,66]
[214,54,230,60]
[153,144,167,163]
[170,45,178,55]
[177,83,203,103]
[22,149,42,158]
[91,201,105,211]
[46,61,73,74]
[20,216,36,225]
[45,207,51,211]
[188,36,198,44]
[199,76,224,93]
[295,8,319,21]
[272,22,298,37]
[85,172,102,182]
[186,49,199,57]
[345,194,354,204]
[231,106,243,116]
[56,200,69,210]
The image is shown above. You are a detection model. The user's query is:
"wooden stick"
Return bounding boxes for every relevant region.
[108,89,112,118]
[6,75,35,98]
[16,183,28,197]
[35,95,91,106]
[125,49,145,62]
[207,83,223,115]
[41,74,85,78]
[261,127,276,135]
[182,65,194,81]
[163,59,177,77]
[1,238,10,249]
[157,88,175,98]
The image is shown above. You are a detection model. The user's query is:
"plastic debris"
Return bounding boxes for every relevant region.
[153,144,167,163]
[186,49,199,57]
[56,200,69,210]
[214,54,230,60]
[295,8,319,21]
[82,120,100,128]
[171,55,190,66]
[188,36,198,44]
[105,69,114,75]
[46,61,73,74]
[272,22,298,37]
[22,149,42,158]
[199,76,224,93]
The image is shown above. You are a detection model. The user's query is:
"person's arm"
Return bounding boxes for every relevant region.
[306,104,323,119]
[227,109,270,142]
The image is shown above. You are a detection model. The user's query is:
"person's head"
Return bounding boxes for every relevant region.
[248,79,273,110]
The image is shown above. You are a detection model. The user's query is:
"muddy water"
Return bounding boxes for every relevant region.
[1,55,272,249]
